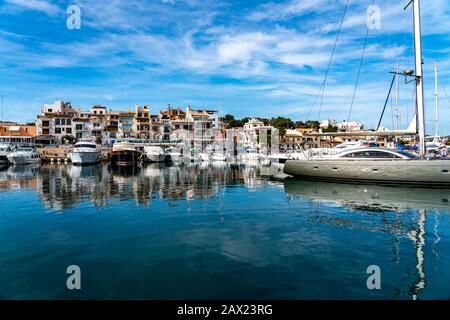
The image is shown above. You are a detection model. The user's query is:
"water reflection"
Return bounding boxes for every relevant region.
[0,164,449,299]
[284,179,449,300]
[0,163,272,210]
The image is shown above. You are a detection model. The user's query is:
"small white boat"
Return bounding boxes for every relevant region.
[260,157,272,166]
[267,153,290,164]
[143,146,166,163]
[245,152,261,161]
[0,144,14,164]
[199,152,211,162]
[211,153,226,161]
[166,147,184,163]
[7,146,41,165]
[69,141,101,165]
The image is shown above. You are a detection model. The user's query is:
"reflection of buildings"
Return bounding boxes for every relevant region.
[0,164,39,191]
[1,163,271,210]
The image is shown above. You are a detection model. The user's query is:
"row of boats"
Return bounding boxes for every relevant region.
[0,140,289,167]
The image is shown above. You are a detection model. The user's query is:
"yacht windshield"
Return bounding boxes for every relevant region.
[395,150,418,159]
[76,144,96,149]
[343,150,401,159]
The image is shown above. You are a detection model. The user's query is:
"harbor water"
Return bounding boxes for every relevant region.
[0,162,449,299]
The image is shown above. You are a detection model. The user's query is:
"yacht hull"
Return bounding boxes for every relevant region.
[8,157,42,165]
[69,151,101,165]
[0,155,9,164]
[143,154,166,163]
[284,159,450,186]
[110,150,141,166]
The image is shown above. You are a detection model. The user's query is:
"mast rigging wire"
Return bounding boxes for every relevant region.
[306,0,350,122]
[346,0,375,124]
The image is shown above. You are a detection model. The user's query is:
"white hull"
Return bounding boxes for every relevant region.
[199,153,211,162]
[69,151,101,165]
[8,156,41,165]
[284,159,450,186]
[144,154,166,163]
[168,153,184,163]
[212,154,226,161]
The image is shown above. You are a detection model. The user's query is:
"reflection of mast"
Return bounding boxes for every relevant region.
[408,208,426,300]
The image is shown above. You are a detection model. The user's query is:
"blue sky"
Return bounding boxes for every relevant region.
[0,0,450,134]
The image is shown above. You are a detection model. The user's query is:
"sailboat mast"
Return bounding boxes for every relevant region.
[395,66,400,131]
[413,0,426,156]
[433,61,439,138]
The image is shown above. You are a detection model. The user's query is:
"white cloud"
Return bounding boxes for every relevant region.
[4,0,60,16]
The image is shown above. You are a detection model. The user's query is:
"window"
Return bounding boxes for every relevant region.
[76,144,96,148]
[76,124,83,130]
[343,151,399,159]
[67,119,71,125]
[55,119,60,125]
[66,128,72,134]
[55,128,62,134]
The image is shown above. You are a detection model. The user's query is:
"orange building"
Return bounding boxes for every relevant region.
[0,122,37,145]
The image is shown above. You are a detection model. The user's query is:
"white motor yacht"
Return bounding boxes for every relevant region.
[69,141,101,165]
[166,147,184,163]
[143,146,166,163]
[7,146,41,165]
[0,144,14,164]
[211,153,226,161]
[199,152,211,162]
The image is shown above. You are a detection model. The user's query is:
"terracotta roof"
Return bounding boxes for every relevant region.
[0,124,37,137]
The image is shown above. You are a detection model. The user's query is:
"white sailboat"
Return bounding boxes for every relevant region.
[284,0,450,186]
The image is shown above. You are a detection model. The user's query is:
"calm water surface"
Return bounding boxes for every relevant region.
[0,162,449,299]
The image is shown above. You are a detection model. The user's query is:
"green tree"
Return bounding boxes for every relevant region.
[62,135,76,144]
[322,125,339,133]
[270,117,294,136]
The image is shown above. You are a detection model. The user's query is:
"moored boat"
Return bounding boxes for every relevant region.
[142,146,166,163]
[284,147,450,186]
[69,140,101,165]
[7,146,41,165]
[284,0,450,186]
[0,144,14,164]
[110,142,142,166]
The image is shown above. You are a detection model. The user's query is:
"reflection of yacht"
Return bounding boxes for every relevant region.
[110,142,142,166]
[0,144,14,164]
[143,163,165,177]
[69,141,101,165]
[142,146,166,163]
[284,179,450,211]
[7,146,41,165]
